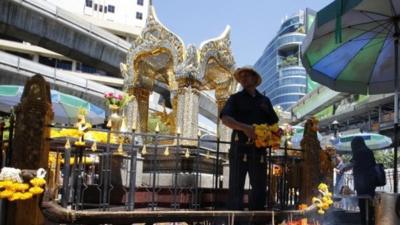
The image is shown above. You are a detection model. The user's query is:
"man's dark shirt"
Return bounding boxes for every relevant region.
[220,89,279,145]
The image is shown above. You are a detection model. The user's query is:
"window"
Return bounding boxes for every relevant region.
[136,12,143,20]
[77,63,97,74]
[94,4,98,10]
[85,0,93,7]
[39,56,56,67]
[55,59,72,70]
[104,7,107,13]
[108,5,115,13]
[99,5,103,12]
[137,0,144,6]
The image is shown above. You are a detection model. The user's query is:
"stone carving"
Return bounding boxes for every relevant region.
[176,44,199,80]
[198,26,236,85]
[120,63,131,90]
[125,6,184,89]
[9,75,53,225]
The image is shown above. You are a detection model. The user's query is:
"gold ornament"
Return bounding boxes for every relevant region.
[64,139,71,150]
[185,149,190,158]
[117,143,124,154]
[91,142,97,152]
[141,145,147,155]
[164,146,170,156]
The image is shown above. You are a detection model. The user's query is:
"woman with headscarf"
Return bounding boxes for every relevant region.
[340,136,376,225]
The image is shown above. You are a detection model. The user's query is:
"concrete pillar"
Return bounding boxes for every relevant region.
[71,60,77,71]
[32,54,39,62]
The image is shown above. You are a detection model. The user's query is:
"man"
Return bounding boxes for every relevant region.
[220,66,279,210]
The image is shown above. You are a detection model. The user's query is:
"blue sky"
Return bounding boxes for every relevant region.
[153,0,332,66]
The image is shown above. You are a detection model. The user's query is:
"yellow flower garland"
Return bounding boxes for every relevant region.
[0,168,46,201]
[298,183,333,215]
[254,123,282,148]
[311,183,334,215]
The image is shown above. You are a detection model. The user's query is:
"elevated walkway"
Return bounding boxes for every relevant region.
[0,0,130,75]
[318,93,394,127]
[0,50,218,122]
[0,0,219,122]
[290,85,349,123]
[0,50,120,108]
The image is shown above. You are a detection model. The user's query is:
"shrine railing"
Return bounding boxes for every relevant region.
[47,126,304,212]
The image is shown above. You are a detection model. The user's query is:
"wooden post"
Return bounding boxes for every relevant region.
[7,75,53,225]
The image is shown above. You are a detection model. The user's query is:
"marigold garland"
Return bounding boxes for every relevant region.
[0,167,46,201]
[311,183,333,215]
[297,183,333,215]
[254,123,283,148]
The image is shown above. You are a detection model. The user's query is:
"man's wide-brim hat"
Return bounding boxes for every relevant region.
[233,66,262,86]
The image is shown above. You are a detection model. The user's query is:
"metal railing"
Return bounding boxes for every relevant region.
[340,169,400,194]
[49,126,304,211]
[52,127,229,211]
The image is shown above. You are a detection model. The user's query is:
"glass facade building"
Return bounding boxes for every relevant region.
[254,10,315,110]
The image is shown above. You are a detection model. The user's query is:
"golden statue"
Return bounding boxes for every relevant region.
[299,117,321,205]
[74,109,92,146]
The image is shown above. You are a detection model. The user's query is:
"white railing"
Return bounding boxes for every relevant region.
[336,168,400,194]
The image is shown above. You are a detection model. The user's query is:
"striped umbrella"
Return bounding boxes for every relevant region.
[302,0,400,192]
[334,132,392,152]
[0,85,105,125]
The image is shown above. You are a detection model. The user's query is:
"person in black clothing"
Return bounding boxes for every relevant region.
[340,136,376,225]
[220,66,279,210]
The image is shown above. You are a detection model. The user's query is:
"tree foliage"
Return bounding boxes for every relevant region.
[341,150,398,168]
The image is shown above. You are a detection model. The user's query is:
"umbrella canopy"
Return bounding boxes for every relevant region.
[334,132,392,152]
[302,0,400,192]
[302,0,400,94]
[0,85,105,125]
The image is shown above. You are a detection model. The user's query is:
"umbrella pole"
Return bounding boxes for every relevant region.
[394,33,399,193]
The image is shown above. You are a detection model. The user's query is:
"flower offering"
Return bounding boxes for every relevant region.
[104,92,132,109]
[254,123,283,148]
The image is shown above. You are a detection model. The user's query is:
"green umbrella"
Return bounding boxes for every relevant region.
[0,85,105,125]
[302,0,400,192]
[335,132,392,152]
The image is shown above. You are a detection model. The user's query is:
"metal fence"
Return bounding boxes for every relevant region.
[48,126,303,211]
[340,169,400,194]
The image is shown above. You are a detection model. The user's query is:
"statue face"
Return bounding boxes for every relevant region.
[29,84,41,100]
[311,120,319,132]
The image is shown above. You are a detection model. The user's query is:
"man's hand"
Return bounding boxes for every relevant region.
[221,115,256,140]
[241,124,256,140]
